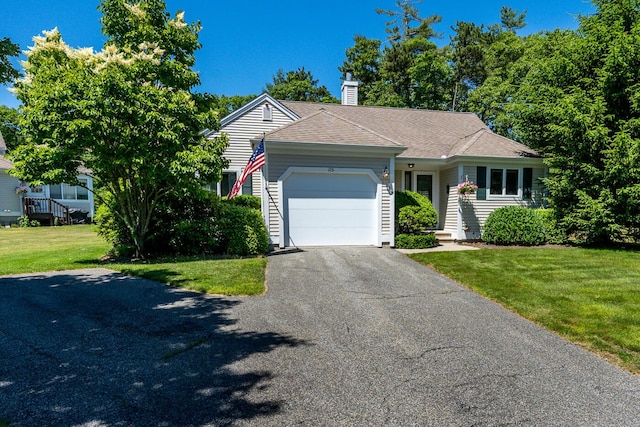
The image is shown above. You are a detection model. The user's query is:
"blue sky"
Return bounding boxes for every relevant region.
[1,0,595,108]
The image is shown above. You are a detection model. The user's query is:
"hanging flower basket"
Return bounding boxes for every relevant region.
[15,185,29,195]
[457,180,478,196]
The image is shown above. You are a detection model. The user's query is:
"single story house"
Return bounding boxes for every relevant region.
[214,77,546,248]
[0,132,95,226]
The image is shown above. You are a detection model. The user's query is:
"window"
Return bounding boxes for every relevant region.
[416,174,433,201]
[404,171,412,191]
[489,168,519,196]
[220,172,236,197]
[262,103,272,121]
[210,171,252,197]
[49,179,89,200]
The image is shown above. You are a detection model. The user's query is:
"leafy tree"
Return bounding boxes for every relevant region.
[450,21,488,110]
[339,35,382,104]
[0,37,19,85]
[265,67,338,103]
[0,105,22,150]
[375,0,444,108]
[10,1,228,257]
[451,7,527,113]
[376,0,441,42]
[508,0,640,244]
[498,6,527,32]
[207,93,258,118]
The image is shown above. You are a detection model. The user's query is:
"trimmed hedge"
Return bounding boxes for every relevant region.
[225,194,262,210]
[97,189,270,257]
[395,191,438,248]
[395,233,437,249]
[482,206,546,246]
[398,205,437,234]
[537,208,567,244]
[217,204,270,256]
[396,190,434,212]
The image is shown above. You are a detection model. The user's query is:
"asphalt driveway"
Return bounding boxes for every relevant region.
[1,247,639,426]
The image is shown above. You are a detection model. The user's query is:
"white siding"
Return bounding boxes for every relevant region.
[0,170,22,224]
[267,180,280,243]
[461,165,546,239]
[216,104,294,197]
[267,153,392,244]
[440,167,458,233]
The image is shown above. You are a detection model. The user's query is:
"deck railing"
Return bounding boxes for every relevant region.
[22,197,71,225]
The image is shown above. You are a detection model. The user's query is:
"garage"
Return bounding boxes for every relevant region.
[282,170,380,247]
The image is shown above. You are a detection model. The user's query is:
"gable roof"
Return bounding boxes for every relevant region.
[278,101,540,160]
[0,131,6,155]
[0,156,12,170]
[0,131,11,169]
[220,93,298,129]
[265,109,405,150]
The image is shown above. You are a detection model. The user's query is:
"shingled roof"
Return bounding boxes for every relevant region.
[0,131,11,169]
[265,109,405,149]
[0,156,12,170]
[278,101,540,159]
[0,131,6,154]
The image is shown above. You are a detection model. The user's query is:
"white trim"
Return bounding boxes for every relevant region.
[388,155,396,247]
[263,140,406,157]
[457,164,464,239]
[218,93,299,130]
[278,167,383,248]
[486,167,524,200]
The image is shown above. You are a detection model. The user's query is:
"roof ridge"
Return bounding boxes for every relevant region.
[454,128,487,156]
[280,100,480,116]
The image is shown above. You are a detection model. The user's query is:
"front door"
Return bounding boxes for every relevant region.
[416,174,433,201]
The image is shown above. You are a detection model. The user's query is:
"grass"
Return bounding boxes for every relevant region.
[0,225,266,295]
[409,247,640,375]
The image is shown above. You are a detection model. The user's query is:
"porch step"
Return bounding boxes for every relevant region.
[434,231,455,242]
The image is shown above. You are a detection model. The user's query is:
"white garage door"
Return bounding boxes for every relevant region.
[284,171,379,247]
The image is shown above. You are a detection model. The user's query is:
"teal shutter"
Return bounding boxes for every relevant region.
[523,168,533,200]
[476,166,487,200]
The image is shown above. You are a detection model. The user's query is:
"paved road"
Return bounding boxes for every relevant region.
[1,248,639,426]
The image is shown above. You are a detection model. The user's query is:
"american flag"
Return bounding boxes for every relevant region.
[228,138,265,199]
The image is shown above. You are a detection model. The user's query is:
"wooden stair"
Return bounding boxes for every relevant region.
[23,197,70,225]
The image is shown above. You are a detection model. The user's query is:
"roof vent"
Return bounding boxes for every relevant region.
[262,103,272,121]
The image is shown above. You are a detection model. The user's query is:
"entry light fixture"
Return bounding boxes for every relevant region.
[382,166,390,179]
[408,163,414,168]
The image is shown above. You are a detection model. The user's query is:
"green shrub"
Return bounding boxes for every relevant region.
[396,190,433,212]
[218,204,269,256]
[148,189,225,256]
[536,208,567,244]
[17,215,41,228]
[398,205,438,234]
[225,194,262,210]
[95,193,136,256]
[17,215,30,228]
[96,187,269,257]
[483,206,546,246]
[395,233,437,249]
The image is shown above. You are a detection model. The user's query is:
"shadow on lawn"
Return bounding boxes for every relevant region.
[0,270,307,426]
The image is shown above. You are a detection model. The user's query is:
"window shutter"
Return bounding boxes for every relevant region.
[476,166,487,200]
[523,168,533,200]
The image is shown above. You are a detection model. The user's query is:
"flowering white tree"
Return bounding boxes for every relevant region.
[10,1,228,257]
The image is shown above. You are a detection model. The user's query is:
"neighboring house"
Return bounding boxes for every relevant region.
[0,131,95,226]
[211,76,546,248]
[0,132,22,225]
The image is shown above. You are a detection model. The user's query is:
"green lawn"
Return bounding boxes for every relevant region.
[0,225,266,295]
[409,247,640,375]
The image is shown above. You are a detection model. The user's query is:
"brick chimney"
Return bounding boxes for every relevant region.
[341,71,359,106]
